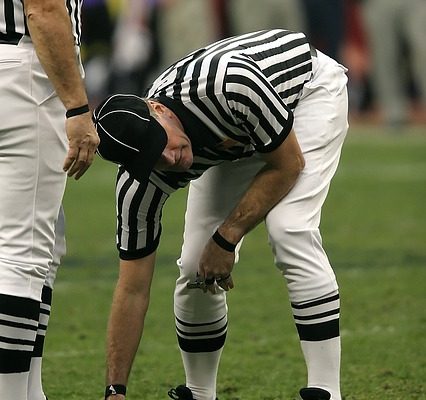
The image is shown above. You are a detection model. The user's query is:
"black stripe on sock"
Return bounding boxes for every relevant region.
[0,318,38,331]
[175,314,226,327]
[41,286,53,305]
[296,319,340,341]
[176,322,227,338]
[291,293,339,310]
[293,308,340,321]
[33,286,53,358]
[177,333,227,353]
[33,334,45,358]
[0,348,32,373]
[0,294,39,319]
[39,308,50,316]
[0,335,34,347]
[37,323,48,331]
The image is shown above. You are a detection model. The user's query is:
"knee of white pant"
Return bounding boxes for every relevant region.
[0,259,46,301]
[174,262,227,323]
[268,227,338,303]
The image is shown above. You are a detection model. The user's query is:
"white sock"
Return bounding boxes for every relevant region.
[28,285,52,400]
[292,291,341,400]
[300,337,341,400]
[0,372,30,400]
[181,350,222,400]
[27,358,46,400]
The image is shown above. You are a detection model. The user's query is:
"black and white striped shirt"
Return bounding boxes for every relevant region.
[116,29,314,259]
[0,0,82,45]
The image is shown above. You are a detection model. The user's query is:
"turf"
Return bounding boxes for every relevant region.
[44,125,426,399]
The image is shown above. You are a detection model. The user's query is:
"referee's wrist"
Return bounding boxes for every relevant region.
[105,384,126,399]
[212,229,237,252]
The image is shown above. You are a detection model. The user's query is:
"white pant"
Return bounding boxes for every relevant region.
[0,40,67,302]
[174,51,348,321]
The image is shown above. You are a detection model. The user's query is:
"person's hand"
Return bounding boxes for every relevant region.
[198,237,235,294]
[63,113,99,179]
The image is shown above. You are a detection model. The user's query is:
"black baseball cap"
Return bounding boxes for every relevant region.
[93,93,168,182]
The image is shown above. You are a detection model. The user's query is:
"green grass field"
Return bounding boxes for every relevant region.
[45,125,426,400]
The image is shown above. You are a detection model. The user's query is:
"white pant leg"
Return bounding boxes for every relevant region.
[28,206,66,400]
[174,158,263,400]
[266,51,349,303]
[0,41,67,302]
[44,206,67,291]
[175,158,262,323]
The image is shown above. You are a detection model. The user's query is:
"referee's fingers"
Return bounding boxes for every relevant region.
[217,275,234,291]
[72,161,91,180]
[63,146,79,172]
[203,276,215,294]
[63,147,88,179]
[64,140,98,179]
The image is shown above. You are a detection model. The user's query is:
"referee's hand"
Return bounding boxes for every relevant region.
[199,236,236,294]
[63,112,100,180]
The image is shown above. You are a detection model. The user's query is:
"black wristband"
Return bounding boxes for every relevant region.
[105,384,127,398]
[66,104,90,118]
[212,230,236,252]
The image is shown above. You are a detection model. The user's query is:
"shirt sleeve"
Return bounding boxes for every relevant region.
[115,168,169,260]
[223,57,294,153]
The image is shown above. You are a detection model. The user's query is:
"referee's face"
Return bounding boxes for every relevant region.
[150,102,193,171]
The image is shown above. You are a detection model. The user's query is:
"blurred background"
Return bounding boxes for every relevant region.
[81,0,426,128]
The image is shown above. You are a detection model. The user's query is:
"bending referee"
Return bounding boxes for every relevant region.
[95,29,348,400]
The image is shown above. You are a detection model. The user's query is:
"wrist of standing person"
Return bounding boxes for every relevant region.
[66,104,90,118]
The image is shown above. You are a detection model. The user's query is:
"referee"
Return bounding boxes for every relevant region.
[0,0,99,399]
[95,29,348,400]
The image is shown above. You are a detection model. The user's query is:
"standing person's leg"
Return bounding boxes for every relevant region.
[265,52,348,400]
[299,0,345,62]
[174,158,262,400]
[0,43,67,400]
[362,0,407,124]
[404,0,426,110]
[28,207,66,400]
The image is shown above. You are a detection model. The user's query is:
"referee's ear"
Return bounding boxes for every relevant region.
[147,100,168,118]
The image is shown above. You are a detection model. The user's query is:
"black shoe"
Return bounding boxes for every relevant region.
[299,387,331,400]
[168,385,195,400]
[168,385,218,400]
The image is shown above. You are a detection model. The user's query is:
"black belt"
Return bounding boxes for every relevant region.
[309,43,317,58]
[0,32,23,45]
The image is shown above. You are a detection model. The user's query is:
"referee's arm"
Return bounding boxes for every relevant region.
[219,129,305,241]
[105,253,157,399]
[199,129,305,288]
[24,0,99,179]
